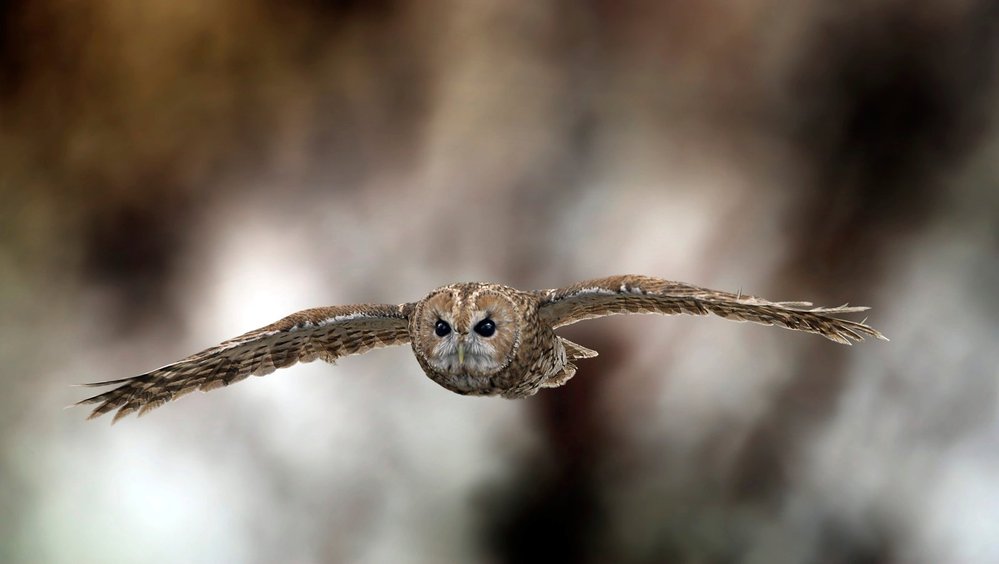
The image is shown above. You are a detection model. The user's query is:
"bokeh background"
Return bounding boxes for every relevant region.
[3,1,998,563]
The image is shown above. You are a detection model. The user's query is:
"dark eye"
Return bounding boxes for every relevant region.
[434,319,451,337]
[474,318,496,337]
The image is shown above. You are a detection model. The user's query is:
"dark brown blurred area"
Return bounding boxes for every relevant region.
[2,1,998,563]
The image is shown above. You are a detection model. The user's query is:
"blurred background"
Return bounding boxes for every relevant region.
[2,1,998,562]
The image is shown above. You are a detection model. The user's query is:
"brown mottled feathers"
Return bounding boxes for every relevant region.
[78,275,886,422]
[537,275,887,344]
[77,304,412,422]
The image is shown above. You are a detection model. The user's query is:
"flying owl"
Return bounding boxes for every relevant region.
[77,275,887,422]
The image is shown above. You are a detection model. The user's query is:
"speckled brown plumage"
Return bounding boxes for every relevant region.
[77,275,886,422]
[537,275,885,344]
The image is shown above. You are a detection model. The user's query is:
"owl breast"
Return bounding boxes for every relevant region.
[409,282,561,398]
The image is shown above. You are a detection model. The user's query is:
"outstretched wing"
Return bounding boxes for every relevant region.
[77,303,414,422]
[537,275,887,344]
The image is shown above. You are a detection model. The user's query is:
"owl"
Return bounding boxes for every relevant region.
[77,275,886,422]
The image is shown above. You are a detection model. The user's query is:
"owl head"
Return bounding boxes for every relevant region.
[410,283,525,395]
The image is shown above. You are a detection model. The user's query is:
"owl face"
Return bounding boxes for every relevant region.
[411,284,522,394]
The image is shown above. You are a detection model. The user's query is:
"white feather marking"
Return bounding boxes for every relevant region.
[575,287,617,297]
[314,311,376,327]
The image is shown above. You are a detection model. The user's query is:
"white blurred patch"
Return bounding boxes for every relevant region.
[24,431,252,564]
[916,447,999,563]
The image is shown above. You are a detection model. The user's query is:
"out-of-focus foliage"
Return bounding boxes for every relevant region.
[2,1,997,563]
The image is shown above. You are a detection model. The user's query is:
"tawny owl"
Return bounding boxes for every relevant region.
[77,275,886,422]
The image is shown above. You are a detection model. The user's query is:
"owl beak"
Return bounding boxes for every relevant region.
[457,341,466,366]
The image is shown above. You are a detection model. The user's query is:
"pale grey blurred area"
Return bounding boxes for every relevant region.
[2,1,998,563]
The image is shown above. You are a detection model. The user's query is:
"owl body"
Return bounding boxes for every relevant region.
[77,275,886,422]
[409,282,573,398]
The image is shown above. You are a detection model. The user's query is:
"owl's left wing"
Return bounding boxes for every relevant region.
[77,303,414,422]
[537,275,887,344]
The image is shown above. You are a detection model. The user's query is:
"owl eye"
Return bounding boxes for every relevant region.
[474,318,496,337]
[434,319,451,337]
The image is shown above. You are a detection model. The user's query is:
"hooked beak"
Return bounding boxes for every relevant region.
[457,341,465,366]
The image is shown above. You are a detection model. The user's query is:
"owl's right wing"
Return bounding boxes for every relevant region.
[77,303,415,422]
[537,275,887,344]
